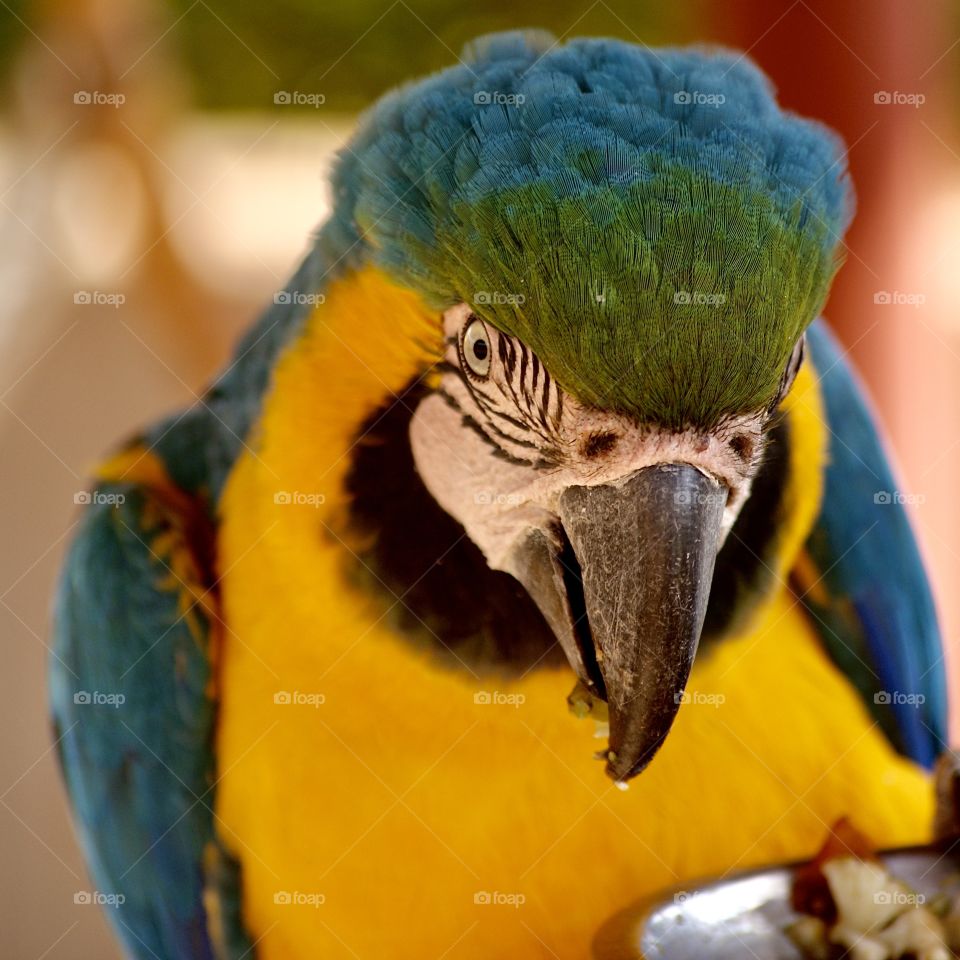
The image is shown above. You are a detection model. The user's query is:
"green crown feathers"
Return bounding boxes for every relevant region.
[320,30,854,427]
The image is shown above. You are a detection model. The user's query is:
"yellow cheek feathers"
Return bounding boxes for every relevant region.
[774,358,829,583]
[251,266,443,519]
[726,357,829,636]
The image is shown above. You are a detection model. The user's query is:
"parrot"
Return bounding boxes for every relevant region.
[50,30,948,960]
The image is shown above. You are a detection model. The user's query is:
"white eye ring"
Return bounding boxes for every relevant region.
[462,317,491,378]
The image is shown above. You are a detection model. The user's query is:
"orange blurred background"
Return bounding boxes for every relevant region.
[1,1,958,956]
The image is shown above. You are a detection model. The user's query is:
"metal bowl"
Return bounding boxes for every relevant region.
[593,845,960,959]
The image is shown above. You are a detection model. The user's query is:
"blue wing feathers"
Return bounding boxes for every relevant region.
[51,481,252,959]
[803,320,947,767]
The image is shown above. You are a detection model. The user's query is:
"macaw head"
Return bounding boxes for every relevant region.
[329,31,852,782]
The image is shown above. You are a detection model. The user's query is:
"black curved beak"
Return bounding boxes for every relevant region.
[507,464,726,783]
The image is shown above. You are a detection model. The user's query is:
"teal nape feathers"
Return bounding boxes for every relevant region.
[320,30,854,427]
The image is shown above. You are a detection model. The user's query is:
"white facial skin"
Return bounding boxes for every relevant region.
[410,303,770,574]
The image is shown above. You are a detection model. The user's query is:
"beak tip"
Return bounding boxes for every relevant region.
[605,723,670,789]
[603,757,650,785]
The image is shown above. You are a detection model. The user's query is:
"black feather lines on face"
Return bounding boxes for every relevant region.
[436,322,564,470]
[700,412,792,643]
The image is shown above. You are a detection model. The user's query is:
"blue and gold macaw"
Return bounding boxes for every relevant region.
[51,31,948,960]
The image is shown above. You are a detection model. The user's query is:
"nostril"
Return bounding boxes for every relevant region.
[580,431,618,459]
[729,433,755,462]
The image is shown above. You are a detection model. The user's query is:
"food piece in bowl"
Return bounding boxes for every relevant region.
[821,857,913,933]
[785,915,831,960]
[791,817,881,924]
[787,819,954,959]
[878,906,951,960]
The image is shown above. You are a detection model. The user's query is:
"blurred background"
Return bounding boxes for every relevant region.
[1,0,958,955]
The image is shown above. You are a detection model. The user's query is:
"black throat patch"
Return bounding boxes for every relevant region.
[341,378,565,676]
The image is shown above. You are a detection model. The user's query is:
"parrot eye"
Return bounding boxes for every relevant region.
[461,317,491,378]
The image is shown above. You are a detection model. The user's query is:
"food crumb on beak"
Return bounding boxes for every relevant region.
[614,781,630,792]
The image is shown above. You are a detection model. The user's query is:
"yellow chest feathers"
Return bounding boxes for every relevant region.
[214,268,931,960]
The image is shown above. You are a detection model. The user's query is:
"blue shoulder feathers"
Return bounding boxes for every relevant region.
[802,321,947,767]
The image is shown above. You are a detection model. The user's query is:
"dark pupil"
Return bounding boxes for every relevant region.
[472,339,488,361]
